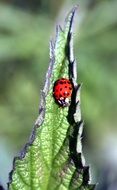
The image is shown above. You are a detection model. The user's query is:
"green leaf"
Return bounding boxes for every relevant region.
[8,6,95,190]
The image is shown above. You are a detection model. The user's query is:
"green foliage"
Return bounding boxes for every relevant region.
[76,0,117,141]
[0,0,117,188]
[0,4,53,149]
[8,7,95,190]
[0,0,117,148]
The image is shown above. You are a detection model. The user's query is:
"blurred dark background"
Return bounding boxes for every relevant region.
[0,0,117,189]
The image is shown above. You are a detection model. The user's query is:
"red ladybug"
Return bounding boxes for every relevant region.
[53,78,73,107]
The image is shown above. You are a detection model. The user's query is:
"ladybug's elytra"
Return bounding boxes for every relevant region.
[53,78,73,107]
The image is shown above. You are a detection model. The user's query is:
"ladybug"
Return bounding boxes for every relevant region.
[53,78,73,107]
